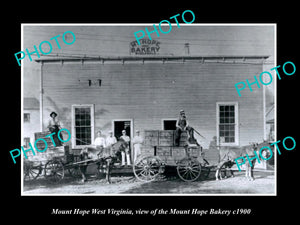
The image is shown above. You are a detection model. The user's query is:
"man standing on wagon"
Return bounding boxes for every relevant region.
[174,110,193,146]
[47,111,63,146]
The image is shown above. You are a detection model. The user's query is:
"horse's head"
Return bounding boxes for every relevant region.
[246,141,272,159]
[111,139,128,155]
[256,141,272,160]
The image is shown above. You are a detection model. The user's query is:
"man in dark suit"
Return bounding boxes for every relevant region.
[174,110,193,146]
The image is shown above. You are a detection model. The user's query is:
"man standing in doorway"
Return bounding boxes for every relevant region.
[120,130,131,166]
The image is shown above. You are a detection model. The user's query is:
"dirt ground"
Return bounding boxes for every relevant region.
[22,168,275,195]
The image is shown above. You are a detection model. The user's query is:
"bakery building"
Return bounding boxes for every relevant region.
[35,41,270,165]
[23,97,40,148]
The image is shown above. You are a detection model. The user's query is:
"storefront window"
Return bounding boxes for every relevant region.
[216,102,239,146]
[72,104,94,147]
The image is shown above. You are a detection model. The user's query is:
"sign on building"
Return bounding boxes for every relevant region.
[129,39,160,55]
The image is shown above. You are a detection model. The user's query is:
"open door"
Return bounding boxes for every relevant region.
[112,119,133,160]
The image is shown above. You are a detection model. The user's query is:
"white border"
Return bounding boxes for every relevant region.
[21,23,277,196]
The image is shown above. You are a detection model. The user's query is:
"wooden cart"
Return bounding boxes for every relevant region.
[133,130,210,182]
[23,131,116,183]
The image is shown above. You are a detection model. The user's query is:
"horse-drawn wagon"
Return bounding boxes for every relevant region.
[24,129,265,185]
[133,130,211,182]
[23,131,127,183]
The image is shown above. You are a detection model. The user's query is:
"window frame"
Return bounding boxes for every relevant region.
[71,104,95,149]
[161,118,177,130]
[24,113,30,123]
[216,102,239,146]
[23,137,30,148]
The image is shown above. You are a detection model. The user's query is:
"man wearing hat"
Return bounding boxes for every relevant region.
[174,110,193,146]
[47,111,62,146]
[132,130,144,162]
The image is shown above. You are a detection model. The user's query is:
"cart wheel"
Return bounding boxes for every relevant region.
[44,160,64,182]
[24,162,42,181]
[133,156,162,182]
[177,157,201,182]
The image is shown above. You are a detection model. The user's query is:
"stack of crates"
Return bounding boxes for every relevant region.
[31,131,67,161]
[141,130,158,156]
[34,131,55,151]
[141,130,191,166]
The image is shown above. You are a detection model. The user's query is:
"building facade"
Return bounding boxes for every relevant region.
[36,55,268,164]
[23,97,40,148]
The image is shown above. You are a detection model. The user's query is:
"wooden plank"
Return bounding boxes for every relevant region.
[156,147,172,156]
[158,130,174,146]
[144,130,159,146]
[159,130,174,137]
[171,147,186,161]
[140,146,155,156]
[144,130,159,137]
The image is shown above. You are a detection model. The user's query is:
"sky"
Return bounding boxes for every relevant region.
[22,24,275,101]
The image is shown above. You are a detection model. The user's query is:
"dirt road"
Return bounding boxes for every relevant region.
[23,170,275,195]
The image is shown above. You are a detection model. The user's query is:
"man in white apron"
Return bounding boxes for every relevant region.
[132,130,143,162]
[120,130,131,166]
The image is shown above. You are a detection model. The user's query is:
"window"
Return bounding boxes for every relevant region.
[72,104,94,148]
[162,119,177,130]
[216,102,239,146]
[23,137,30,148]
[24,113,30,123]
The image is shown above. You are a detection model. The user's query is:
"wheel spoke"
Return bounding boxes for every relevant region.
[181,169,189,177]
[190,168,200,174]
[189,169,197,178]
[136,170,145,177]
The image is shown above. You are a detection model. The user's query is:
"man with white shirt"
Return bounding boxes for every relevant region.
[106,131,117,147]
[120,130,131,166]
[132,130,143,162]
[94,131,106,148]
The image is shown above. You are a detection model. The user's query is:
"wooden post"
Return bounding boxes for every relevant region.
[40,61,44,132]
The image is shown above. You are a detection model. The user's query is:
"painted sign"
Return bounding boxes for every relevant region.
[130,39,160,55]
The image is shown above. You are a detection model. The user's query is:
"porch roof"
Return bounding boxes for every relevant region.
[35,55,269,64]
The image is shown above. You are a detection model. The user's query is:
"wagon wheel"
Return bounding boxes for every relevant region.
[24,162,42,181]
[44,160,64,182]
[177,157,201,182]
[133,156,162,182]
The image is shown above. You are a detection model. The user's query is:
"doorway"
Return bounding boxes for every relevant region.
[112,119,133,160]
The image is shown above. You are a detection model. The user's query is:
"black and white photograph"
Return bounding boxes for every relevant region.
[20,24,276,195]
[3,4,299,221]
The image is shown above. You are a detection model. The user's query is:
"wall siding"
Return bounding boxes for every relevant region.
[41,61,264,157]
